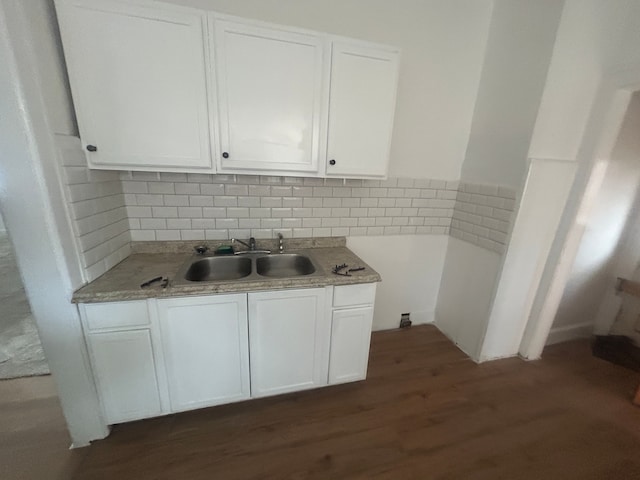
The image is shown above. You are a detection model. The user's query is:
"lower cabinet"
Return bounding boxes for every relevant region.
[248,288,330,397]
[87,329,162,424]
[79,283,376,424]
[157,294,250,412]
[328,306,374,384]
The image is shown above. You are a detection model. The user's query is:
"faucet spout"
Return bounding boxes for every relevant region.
[231,238,251,250]
[231,237,257,251]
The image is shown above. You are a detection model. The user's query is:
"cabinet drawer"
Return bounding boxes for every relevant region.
[333,283,376,308]
[83,301,149,331]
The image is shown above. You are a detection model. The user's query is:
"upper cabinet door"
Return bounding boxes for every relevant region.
[55,0,212,172]
[213,18,326,175]
[325,42,400,179]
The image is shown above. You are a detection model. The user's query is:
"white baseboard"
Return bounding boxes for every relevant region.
[546,322,593,346]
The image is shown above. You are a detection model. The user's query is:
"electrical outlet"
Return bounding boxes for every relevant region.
[400,312,411,329]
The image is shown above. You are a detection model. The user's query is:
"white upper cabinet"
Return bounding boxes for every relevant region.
[56,2,400,178]
[55,0,213,172]
[212,18,326,175]
[325,42,400,179]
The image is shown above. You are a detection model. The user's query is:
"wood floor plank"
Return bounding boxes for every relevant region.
[4,325,640,479]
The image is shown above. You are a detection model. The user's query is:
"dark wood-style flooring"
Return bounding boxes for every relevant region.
[2,325,640,479]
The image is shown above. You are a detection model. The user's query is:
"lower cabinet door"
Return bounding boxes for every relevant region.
[328,306,374,384]
[87,329,161,424]
[158,294,250,412]
[248,288,330,397]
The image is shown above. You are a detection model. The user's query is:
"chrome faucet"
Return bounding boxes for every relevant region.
[231,237,270,255]
[278,233,284,254]
[231,237,255,250]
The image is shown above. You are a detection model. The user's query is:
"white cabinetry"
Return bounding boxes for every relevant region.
[329,307,374,384]
[157,294,250,412]
[213,18,325,175]
[79,282,377,424]
[55,0,212,172]
[325,42,399,179]
[248,288,331,397]
[81,301,162,424]
[56,2,400,178]
[328,283,377,384]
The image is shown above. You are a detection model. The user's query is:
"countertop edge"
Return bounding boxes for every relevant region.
[72,246,381,304]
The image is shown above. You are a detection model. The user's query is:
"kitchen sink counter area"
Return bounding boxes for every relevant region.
[72,237,380,303]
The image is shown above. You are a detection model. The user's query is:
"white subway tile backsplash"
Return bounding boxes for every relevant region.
[293,228,313,237]
[322,197,342,208]
[156,230,181,241]
[213,196,238,207]
[141,218,166,230]
[201,184,225,196]
[175,183,200,195]
[187,173,213,184]
[113,173,519,255]
[56,135,131,281]
[152,206,178,218]
[292,186,313,197]
[177,207,203,218]
[271,208,292,218]
[451,181,517,254]
[131,229,156,241]
[205,229,229,240]
[271,186,293,197]
[281,218,302,229]
[189,196,215,207]
[238,196,260,207]
[321,217,340,227]
[163,195,190,206]
[225,184,248,196]
[148,182,175,194]
[191,219,217,229]
[261,197,283,207]
[159,172,188,182]
[303,218,321,228]
[135,194,164,206]
[167,219,191,229]
[282,197,303,208]
[181,229,205,240]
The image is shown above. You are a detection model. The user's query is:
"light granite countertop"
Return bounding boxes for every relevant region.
[72,237,381,303]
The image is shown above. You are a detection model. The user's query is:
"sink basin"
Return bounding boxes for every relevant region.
[256,254,315,277]
[184,256,252,281]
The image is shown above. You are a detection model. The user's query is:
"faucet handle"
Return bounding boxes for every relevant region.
[194,245,208,255]
[278,232,284,253]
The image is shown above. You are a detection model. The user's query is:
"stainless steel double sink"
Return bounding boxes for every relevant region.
[173,252,323,284]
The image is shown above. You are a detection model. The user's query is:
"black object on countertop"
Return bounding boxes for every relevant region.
[140,276,163,288]
[332,263,366,276]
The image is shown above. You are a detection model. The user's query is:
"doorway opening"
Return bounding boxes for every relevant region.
[0,211,50,379]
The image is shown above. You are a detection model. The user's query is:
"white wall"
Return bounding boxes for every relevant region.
[165,0,493,180]
[461,0,564,189]
[529,0,640,161]
[515,0,640,358]
[480,159,576,361]
[21,0,76,136]
[434,0,563,360]
[0,0,107,446]
[435,237,502,358]
[348,235,448,331]
[551,93,640,337]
